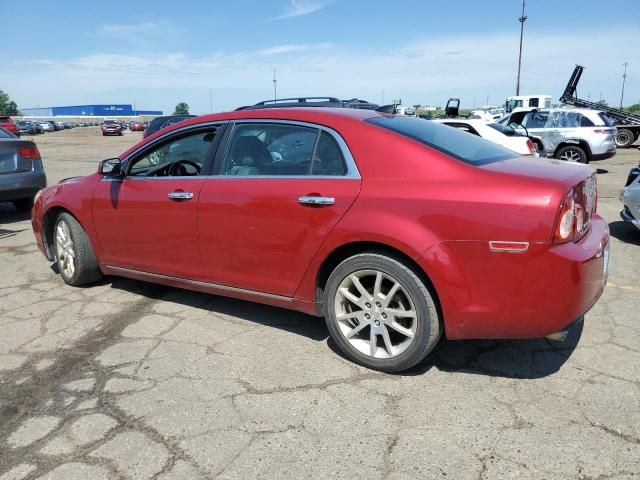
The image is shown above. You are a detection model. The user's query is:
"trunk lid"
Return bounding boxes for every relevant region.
[0,140,37,175]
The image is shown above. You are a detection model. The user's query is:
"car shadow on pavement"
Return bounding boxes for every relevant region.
[108,277,330,342]
[609,220,640,246]
[405,319,584,379]
[107,275,582,378]
[0,204,30,224]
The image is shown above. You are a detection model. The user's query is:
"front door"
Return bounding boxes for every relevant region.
[198,121,361,296]
[92,126,220,279]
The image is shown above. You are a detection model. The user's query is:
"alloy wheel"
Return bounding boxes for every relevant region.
[334,269,417,359]
[560,149,582,162]
[55,220,76,278]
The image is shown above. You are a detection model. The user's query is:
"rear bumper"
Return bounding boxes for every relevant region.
[591,149,616,161]
[425,216,610,340]
[0,169,47,201]
[620,206,640,230]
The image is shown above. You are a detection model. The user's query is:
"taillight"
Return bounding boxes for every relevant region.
[552,175,597,245]
[18,147,41,160]
[526,138,536,153]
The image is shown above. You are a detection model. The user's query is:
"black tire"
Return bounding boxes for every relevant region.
[323,253,441,373]
[54,212,103,286]
[615,129,635,148]
[102,133,106,136]
[12,196,34,212]
[555,145,588,164]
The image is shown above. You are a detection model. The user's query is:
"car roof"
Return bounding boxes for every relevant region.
[121,108,388,157]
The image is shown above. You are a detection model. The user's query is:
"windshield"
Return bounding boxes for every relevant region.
[367,116,517,165]
[505,99,523,113]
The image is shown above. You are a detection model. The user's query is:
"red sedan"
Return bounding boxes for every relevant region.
[100,120,122,136]
[130,121,145,132]
[31,108,609,372]
[0,116,19,136]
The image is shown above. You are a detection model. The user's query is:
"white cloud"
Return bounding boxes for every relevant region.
[96,21,179,47]
[272,0,336,20]
[3,30,638,114]
[258,43,333,55]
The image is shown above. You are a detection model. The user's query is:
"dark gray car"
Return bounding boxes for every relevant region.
[0,127,47,211]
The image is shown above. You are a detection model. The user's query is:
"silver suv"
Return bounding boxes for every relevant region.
[498,108,617,163]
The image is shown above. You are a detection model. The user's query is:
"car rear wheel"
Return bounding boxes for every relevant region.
[54,212,103,286]
[615,129,635,148]
[556,145,588,164]
[324,253,441,372]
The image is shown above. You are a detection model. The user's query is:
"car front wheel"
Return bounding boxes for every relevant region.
[54,212,103,286]
[324,253,441,372]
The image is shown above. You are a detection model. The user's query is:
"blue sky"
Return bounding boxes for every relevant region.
[1,0,639,114]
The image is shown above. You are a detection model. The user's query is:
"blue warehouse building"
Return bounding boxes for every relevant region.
[21,104,163,117]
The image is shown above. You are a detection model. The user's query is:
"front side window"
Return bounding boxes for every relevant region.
[221,123,347,176]
[128,129,216,177]
[367,116,516,165]
[522,111,549,129]
[529,98,539,107]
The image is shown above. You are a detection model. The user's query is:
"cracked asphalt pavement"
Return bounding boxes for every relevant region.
[1,128,639,479]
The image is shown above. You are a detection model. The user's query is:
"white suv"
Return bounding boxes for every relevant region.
[498,108,617,163]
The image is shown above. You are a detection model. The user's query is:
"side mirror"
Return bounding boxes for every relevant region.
[99,158,123,177]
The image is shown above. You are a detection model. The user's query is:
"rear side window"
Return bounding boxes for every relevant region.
[221,123,347,176]
[579,115,595,127]
[367,116,516,165]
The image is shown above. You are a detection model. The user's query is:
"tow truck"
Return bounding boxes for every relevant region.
[561,65,640,148]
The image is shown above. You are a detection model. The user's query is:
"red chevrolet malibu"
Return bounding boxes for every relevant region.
[31,108,609,372]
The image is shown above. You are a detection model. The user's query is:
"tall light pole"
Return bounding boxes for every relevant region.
[620,62,628,109]
[516,0,527,95]
[272,68,278,101]
[209,89,213,113]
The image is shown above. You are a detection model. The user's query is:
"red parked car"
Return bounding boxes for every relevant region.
[130,121,145,132]
[31,108,609,372]
[100,120,122,136]
[0,116,19,136]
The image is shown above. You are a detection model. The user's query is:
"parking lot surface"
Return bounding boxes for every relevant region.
[1,128,639,479]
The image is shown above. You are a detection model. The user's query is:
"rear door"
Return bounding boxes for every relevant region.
[198,121,361,296]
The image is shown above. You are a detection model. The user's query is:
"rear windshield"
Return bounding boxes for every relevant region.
[367,116,517,165]
[598,113,615,127]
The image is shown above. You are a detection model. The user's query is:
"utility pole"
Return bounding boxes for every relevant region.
[209,89,213,113]
[516,0,527,95]
[272,69,278,101]
[620,62,628,109]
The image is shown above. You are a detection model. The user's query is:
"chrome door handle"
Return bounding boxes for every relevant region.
[298,196,335,206]
[168,191,194,200]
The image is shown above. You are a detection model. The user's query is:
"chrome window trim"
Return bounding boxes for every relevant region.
[222,119,361,179]
[122,120,229,169]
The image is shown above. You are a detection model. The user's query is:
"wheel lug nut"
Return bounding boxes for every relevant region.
[382,313,387,319]
[365,303,371,308]
[376,302,381,307]
[364,313,371,319]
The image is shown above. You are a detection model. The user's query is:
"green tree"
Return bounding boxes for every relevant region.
[596,99,608,107]
[173,102,190,115]
[0,90,20,115]
[627,103,640,113]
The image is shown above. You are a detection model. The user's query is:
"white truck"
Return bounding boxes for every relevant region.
[505,95,552,113]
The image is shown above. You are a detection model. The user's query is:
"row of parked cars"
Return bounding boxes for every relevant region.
[0,116,93,137]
